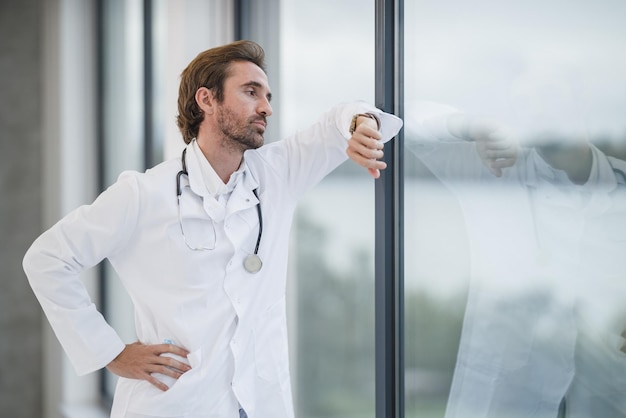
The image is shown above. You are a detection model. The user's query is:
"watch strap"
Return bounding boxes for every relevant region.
[349,113,381,134]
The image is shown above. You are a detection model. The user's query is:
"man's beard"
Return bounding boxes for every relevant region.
[216,105,266,151]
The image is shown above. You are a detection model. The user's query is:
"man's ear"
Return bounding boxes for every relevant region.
[195,87,215,115]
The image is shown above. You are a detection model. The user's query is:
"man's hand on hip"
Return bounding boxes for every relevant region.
[106,341,191,391]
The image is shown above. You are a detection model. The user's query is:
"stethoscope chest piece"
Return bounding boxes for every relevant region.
[244,254,263,273]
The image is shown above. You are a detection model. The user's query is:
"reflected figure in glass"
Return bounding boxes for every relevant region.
[406,73,626,416]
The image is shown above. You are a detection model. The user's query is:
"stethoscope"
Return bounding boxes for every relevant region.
[176,148,263,273]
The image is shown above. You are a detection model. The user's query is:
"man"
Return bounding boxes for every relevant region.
[23,40,402,418]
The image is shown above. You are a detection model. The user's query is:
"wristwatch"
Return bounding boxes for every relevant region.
[349,113,381,134]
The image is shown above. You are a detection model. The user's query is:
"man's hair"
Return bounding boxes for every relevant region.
[176,40,266,144]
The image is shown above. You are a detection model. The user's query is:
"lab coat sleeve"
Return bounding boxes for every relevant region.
[23,172,141,375]
[404,100,505,183]
[332,101,404,145]
[260,101,402,199]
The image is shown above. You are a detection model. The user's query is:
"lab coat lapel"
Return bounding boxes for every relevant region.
[183,142,206,198]
[227,167,260,215]
[224,167,261,253]
[183,142,227,222]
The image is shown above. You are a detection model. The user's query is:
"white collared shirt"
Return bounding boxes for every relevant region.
[191,138,245,202]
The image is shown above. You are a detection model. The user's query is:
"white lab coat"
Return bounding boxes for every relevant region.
[405,101,626,417]
[23,102,403,418]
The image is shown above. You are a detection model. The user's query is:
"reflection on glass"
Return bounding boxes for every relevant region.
[404,1,626,417]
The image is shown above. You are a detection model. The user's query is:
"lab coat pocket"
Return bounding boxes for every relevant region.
[169,187,216,252]
[125,349,203,416]
[167,216,216,252]
[227,206,261,255]
[253,297,289,384]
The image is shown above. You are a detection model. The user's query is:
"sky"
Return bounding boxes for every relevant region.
[404,0,626,140]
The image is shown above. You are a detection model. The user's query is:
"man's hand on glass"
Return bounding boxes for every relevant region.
[346,115,386,179]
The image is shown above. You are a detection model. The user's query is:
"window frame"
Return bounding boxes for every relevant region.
[374,1,405,417]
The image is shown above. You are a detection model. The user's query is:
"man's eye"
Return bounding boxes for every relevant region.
[246,90,256,96]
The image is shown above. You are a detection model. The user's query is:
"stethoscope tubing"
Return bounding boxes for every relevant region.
[177,148,263,272]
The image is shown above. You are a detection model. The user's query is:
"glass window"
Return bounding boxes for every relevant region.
[278,1,377,416]
[403,1,626,417]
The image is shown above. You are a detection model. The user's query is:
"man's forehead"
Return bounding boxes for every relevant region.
[227,61,270,89]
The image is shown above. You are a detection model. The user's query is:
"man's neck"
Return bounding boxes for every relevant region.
[195,135,244,184]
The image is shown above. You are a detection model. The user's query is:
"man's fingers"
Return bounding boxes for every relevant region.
[350,141,384,160]
[154,343,190,357]
[368,168,381,179]
[148,363,187,379]
[347,147,387,170]
[107,342,193,392]
[145,373,170,392]
[154,355,192,373]
[355,120,382,140]
[350,132,383,149]
[347,136,385,163]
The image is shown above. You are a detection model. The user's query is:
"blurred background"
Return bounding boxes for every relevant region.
[2,0,626,418]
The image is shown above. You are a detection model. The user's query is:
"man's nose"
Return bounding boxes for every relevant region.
[258,98,273,117]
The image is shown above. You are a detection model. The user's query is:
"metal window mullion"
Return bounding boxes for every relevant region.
[95,0,109,404]
[233,0,250,40]
[375,0,404,417]
[143,0,153,169]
